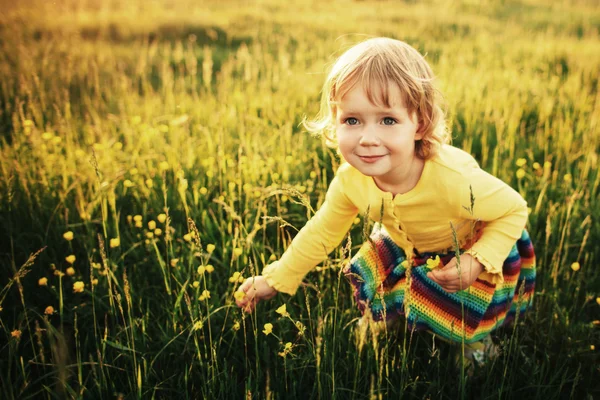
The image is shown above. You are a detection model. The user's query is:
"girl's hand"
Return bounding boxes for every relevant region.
[235,275,278,313]
[426,254,484,293]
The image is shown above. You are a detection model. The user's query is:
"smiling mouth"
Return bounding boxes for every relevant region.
[357,155,387,163]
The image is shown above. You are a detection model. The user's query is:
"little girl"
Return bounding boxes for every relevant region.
[235,37,536,364]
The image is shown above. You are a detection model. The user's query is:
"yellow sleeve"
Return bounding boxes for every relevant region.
[458,164,528,284]
[262,167,359,295]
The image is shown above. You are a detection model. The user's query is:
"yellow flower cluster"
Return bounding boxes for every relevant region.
[278,342,294,358]
[197,264,214,274]
[199,290,211,301]
[229,271,244,283]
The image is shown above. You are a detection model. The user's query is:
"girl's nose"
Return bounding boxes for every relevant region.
[359,129,380,146]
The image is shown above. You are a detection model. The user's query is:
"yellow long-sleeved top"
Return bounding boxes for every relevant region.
[262,144,528,296]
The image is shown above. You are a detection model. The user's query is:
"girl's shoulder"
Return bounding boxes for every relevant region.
[428,144,480,177]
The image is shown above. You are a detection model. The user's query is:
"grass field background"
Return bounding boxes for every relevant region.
[1,0,599,398]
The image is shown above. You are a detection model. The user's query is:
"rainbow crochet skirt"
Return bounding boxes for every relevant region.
[343,226,536,344]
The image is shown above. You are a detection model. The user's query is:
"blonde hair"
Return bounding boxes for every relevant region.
[305,37,450,159]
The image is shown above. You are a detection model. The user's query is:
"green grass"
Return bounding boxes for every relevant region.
[0,0,599,398]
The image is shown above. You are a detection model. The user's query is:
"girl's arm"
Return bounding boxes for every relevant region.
[457,164,528,284]
[261,165,360,295]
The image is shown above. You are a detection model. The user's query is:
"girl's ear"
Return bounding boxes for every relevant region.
[414,113,425,140]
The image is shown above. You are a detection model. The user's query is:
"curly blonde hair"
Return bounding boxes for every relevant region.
[305,37,450,159]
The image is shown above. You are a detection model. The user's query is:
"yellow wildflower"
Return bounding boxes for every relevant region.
[281,195,288,202]
[170,258,179,267]
[11,330,22,339]
[124,180,134,188]
[41,132,53,140]
[233,248,243,257]
[133,215,142,222]
[193,321,203,331]
[269,254,277,261]
[205,265,214,273]
[197,265,206,275]
[564,174,572,183]
[597,297,600,306]
[44,306,54,315]
[426,256,441,270]
[183,233,192,242]
[66,267,75,276]
[110,238,120,248]
[276,304,289,317]
[130,167,139,175]
[148,220,156,230]
[516,158,527,167]
[73,281,85,293]
[200,187,208,195]
[201,290,210,299]
[92,262,101,269]
[591,345,595,351]
[234,291,246,301]
[154,228,162,236]
[38,277,48,286]
[159,161,170,171]
[192,281,200,288]
[54,270,65,277]
[135,221,143,228]
[516,169,526,179]
[63,231,74,241]
[232,321,241,331]
[206,244,216,253]
[145,179,154,188]
[92,278,98,285]
[262,323,273,335]
[157,213,167,223]
[65,255,76,264]
[571,262,580,272]
[533,162,541,170]
[229,272,242,283]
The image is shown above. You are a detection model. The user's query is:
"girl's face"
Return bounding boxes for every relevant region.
[335,82,423,189]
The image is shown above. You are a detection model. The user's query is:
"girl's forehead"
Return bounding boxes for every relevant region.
[334,80,407,109]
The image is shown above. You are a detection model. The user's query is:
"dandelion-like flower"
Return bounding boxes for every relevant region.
[193,321,203,331]
[197,265,206,275]
[229,271,243,283]
[148,220,156,230]
[157,214,167,223]
[200,187,208,195]
[133,215,142,222]
[65,255,76,264]
[234,291,246,301]
[192,281,200,288]
[276,304,289,317]
[38,277,48,286]
[201,290,210,299]
[44,306,54,315]
[170,258,179,267]
[233,248,243,257]
[154,228,162,236]
[205,265,214,273]
[11,330,21,339]
[159,161,170,171]
[262,323,273,335]
[183,233,192,242]
[571,262,580,272]
[110,238,120,248]
[426,255,441,270]
[516,169,526,179]
[206,244,216,253]
[516,158,527,167]
[63,231,74,241]
[278,342,294,358]
[73,281,85,293]
[66,267,75,276]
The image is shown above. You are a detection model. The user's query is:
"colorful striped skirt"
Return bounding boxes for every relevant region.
[342,226,536,344]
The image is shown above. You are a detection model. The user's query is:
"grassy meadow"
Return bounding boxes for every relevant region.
[1,0,600,398]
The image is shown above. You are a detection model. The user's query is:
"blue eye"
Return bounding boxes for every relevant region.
[383,117,396,125]
[345,117,359,125]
